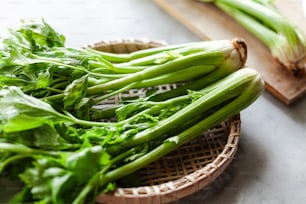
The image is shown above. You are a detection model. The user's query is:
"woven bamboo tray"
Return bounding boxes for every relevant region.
[87,39,241,204]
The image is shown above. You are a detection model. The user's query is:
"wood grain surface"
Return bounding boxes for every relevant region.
[154,0,306,105]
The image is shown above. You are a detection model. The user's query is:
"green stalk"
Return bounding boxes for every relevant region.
[118,40,233,66]
[215,2,278,48]
[89,60,147,74]
[43,51,218,101]
[149,64,235,101]
[95,39,244,98]
[111,65,147,74]
[87,41,237,95]
[119,95,191,125]
[30,55,119,79]
[42,39,246,102]
[132,64,215,88]
[70,93,190,126]
[44,87,64,94]
[128,42,200,60]
[87,50,223,94]
[108,68,263,155]
[96,68,264,191]
[199,0,306,77]
[49,77,66,85]
[90,94,190,121]
[87,77,110,86]
[92,82,139,103]
[85,48,130,63]
[85,42,200,63]
[51,81,69,90]
[150,38,247,101]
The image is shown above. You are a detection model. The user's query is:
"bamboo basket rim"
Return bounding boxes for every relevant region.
[86,39,241,204]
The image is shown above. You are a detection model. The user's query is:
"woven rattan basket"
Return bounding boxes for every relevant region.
[87,39,241,204]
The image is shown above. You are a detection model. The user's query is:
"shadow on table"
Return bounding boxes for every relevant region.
[263,91,306,125]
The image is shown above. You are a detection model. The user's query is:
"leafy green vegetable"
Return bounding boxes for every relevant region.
[198,0,306,77]
[0,19,264,204]
[0,86,69,132]
[0,68,264,203]
[0,20,247,119]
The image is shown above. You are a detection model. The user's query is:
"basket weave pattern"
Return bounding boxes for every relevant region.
[89,39,241,204]
[87,39,167,53]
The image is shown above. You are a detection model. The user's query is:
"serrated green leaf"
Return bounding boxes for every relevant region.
[0,86,70,133]
[17,19,65,51]
[66,146,106,185]
[63,75,88,109]
[50,172,75,204]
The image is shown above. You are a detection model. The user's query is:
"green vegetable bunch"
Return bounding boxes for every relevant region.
[0,20,264,204]
[0,20,249,119]
[198,0,306,77]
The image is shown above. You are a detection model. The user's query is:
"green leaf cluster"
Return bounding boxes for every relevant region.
[0,20,264,204]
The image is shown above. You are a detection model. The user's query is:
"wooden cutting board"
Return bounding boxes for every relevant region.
[154,0,306,105]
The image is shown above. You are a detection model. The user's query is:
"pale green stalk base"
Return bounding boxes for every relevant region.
[199,0,306,77]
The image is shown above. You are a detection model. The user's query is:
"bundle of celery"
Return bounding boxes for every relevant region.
[0,20,264,204]
[0,20,247,119]
[198,0,306,77]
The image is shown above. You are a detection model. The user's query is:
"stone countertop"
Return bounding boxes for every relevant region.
[0,0,305,203]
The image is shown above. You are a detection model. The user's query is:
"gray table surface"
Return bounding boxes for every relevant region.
[0,0,306,204]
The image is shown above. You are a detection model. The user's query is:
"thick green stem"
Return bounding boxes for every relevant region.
[88,39,245,96]
[117,40,231,66]
[44,87,63,94]
[109,68,262,154]
[43,39,245,102]
[90,60,146,74]
[97,68,264,188]
[132,64,215,88]
[128,42,199,60]
[92,82,139,104]
[215,0,283,31]
[118,94,192,125]
[150,38,247,101]
[86,42,198,63]
[86,48,130,63]
[112,65,147,74]
[215,2,279,48]
[87,48,228,95]
[202,0,306,76]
